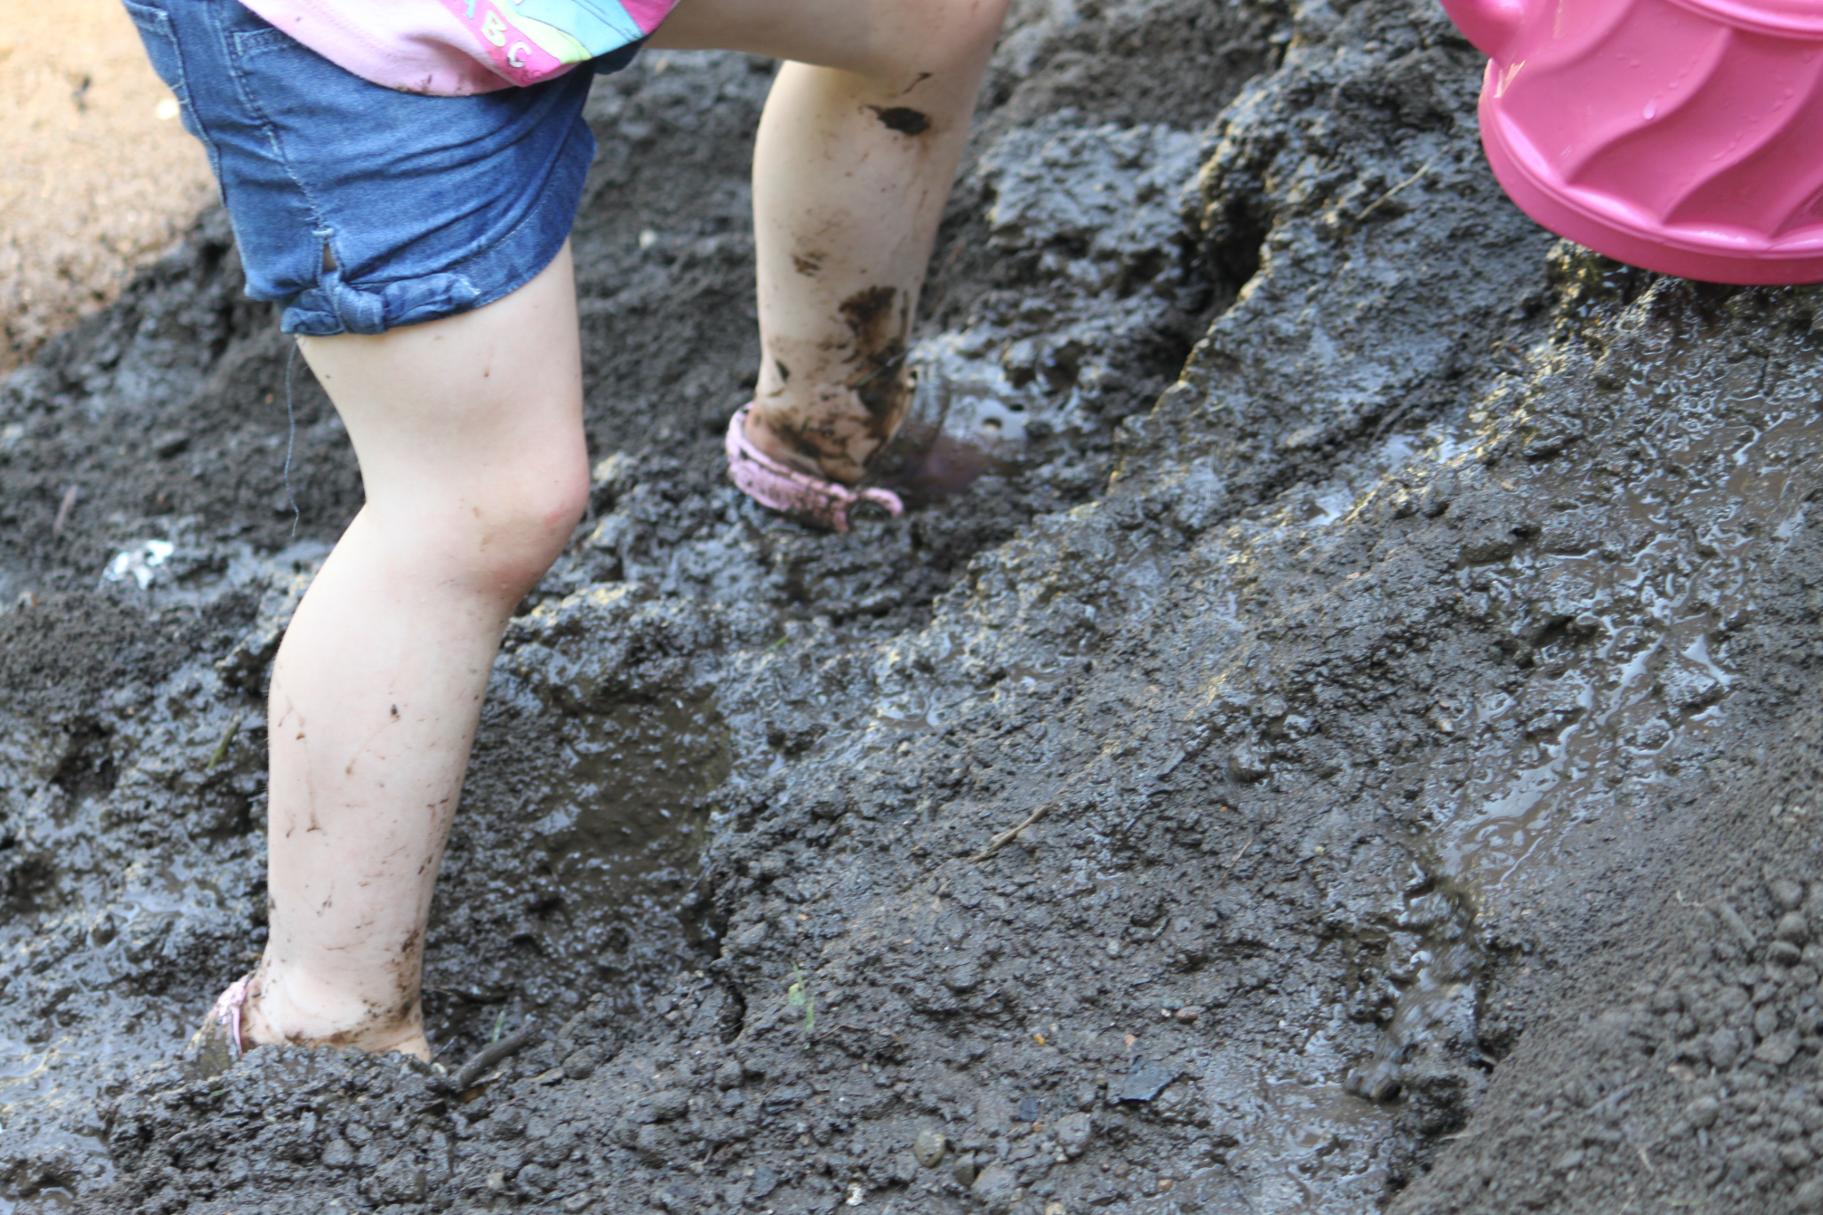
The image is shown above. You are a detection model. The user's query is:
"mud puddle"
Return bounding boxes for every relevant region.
[1296,339,1823,1157]
[0,563,736,1210]
[1429,380,1821,901]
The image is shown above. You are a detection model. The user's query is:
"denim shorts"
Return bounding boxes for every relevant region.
[122,0,639,335]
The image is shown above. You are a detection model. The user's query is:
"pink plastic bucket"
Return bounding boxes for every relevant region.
[1441,0,1823,284]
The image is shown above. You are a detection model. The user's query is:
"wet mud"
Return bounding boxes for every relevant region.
[4,0,1823,1212]
[869,107,933,137]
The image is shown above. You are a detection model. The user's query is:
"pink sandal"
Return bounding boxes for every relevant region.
[184,974,255,1079]
[724,403,904,534]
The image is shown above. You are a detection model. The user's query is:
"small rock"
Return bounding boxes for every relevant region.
[1707,1028,1743,1068]
[1660,666,1724,712]
[913,1128,947,1168]
[1686,1096,1720,1129]
[1776,912,1810,945]
[1458,534,1517,565]
[714,1059,744,1090]
[321,1138,355,1168]
[1173,1006,1203,1023]
[1054,1112,1094,1158]
[1754,1033,1799,1066]
[650,1089,691,1122]
[1769,879,1806,911]
[1017,1094,1040,1123]
[1115,1057,1181,1103]
[562,1046,601,1080]
[952,1153,978,1187]
[971,1164,1020,1210]
[945,960,983,993]
[1227,745,1269,783]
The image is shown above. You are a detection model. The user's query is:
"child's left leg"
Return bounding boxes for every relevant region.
[652,0,1010,490]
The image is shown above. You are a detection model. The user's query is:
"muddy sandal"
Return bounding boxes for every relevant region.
[183,973,255,1081]
[724,403,905,533]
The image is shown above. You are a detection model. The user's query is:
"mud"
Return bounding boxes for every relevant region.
[869,107,933,137]
[3,0,1823,1212]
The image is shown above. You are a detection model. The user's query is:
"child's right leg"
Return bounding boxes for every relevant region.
[247,245,589,1058]
[120,0,605,1059]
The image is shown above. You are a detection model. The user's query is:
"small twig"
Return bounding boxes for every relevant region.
[1358,156,1438,222]
[1590,1081,1640,1116]
[206,717,240,771]
[51,485,78,537]
[435,1025,540,1093]
[971,803,1051,861]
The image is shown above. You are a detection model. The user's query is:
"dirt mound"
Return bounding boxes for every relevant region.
[4,0,1821,1212]
[0,0,215,372]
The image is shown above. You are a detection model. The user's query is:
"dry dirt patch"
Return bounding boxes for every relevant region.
[0,0,213,371]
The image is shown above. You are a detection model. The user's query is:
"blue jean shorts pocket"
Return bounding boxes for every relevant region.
[121,0,224,185]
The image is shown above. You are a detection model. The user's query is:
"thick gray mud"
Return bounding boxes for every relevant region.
[3,0,1822,1212]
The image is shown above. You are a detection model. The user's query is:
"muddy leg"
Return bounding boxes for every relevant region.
[651,0,1011,483]
[246,246,589,1058]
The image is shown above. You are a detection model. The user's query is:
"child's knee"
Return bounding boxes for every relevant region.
[925,0,1011,70]
[872,0,1008,78]
[424,456,590,598]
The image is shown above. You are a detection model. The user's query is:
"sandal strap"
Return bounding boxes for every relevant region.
[207,975,255,1059]
[725,404,904,533]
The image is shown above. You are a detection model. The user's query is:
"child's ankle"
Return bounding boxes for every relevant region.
[745,398,880,486]
[246,967,429,1058]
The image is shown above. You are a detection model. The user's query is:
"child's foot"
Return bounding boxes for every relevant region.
[243,971,433,1058]
[186,972,431,1079]
[726,403,904,532]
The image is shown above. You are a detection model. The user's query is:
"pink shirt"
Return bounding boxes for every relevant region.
[236,0,676,95]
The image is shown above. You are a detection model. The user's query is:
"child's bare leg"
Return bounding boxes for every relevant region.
[244,247,589,1058]
[652,0,1010,483]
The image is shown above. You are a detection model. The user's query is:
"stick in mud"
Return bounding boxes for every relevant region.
[970,801,1052,860]
[433,1024,541,1094]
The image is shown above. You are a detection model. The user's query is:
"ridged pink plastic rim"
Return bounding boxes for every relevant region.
[1666,0,1823,37]
[1479,77,1823,285]
[1444,0,1823,284]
